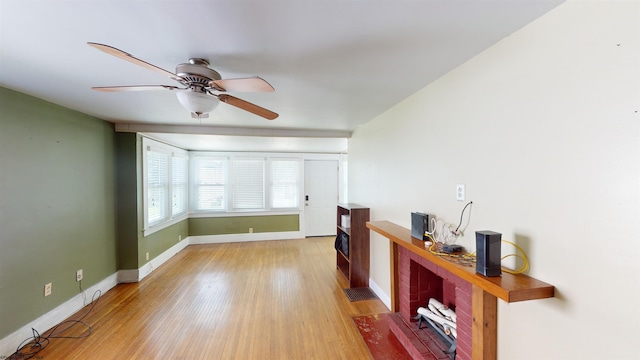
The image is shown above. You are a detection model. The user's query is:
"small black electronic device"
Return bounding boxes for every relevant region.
[476,230,502,277]
[442,244,463,254]
[411,212,433,240]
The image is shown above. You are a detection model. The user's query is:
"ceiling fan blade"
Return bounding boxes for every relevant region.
[88,42,184,83]
[218,94,278,120]
[210,77,275,92]
[91,85,181,92]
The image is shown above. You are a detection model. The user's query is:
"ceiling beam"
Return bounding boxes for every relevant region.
[114,123,352,138]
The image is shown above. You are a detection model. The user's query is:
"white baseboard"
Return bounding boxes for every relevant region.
[0,238,191,357]
[189,231,304,244]
[118,238,191,283]
[117,269,140,283]
[0,274,119,358]
[138,238,190,281]
[369,278,391,311]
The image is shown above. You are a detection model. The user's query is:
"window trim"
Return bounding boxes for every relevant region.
[142,137,189,236]
[189,152,304,215]
[229,157,266,211]
[268,157,302,210]
[171,154,189,217]
[140,148,343,237]
[190,155,228,213]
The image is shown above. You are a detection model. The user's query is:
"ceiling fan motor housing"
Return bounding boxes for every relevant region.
[176,59,221,90]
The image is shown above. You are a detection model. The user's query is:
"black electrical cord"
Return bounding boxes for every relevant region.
[10,289,102,359]
[454,201,473,233]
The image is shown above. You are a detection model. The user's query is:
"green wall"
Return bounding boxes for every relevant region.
[0,87,117,339]
[114,133,190,269]
[140,221,189,264]
[115,132,139,270]
[0,88,302,342]
[189,215,300,235]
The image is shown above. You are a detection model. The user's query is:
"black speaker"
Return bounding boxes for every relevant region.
[411,212,432,240]
[476,230,502,277]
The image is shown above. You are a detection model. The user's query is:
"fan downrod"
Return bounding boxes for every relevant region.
[189,58,209,66]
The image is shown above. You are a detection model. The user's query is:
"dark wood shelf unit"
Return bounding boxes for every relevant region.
[336,204,370,288]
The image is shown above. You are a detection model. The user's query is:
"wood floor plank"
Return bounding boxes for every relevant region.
[15,237,389,359]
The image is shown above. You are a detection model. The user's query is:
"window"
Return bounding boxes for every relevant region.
[230,158,265,210]
[147,150,169,226]
[270,159,300,209]
[171,155,188,216]
[143,138,188,233]
[191,154,302,213]
[193,157,226,211]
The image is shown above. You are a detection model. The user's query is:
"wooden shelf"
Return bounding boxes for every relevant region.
[337,204,370,288]
[367,220,554,303]
[336,249,350,280]
[337,225,351,236]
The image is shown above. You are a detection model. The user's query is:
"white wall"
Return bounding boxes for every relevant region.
[348,1,639,359]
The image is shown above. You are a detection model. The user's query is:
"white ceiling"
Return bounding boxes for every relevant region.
[0,0,563,152]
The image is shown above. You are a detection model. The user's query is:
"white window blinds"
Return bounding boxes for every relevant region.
[270,159,300,209]
[230,158,265,210]
[190,154,302,213]
[143,138,189,233]
[171,155,188,217]
[147,150,169,226]
[193,157,226,211]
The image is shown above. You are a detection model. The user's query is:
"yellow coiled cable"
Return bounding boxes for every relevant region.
[426,235,530,274]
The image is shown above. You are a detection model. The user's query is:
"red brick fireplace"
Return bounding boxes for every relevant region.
[389,246,473,359]
[367,221,555,360]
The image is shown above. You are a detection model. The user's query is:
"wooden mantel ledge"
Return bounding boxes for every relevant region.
[367,220,555,303]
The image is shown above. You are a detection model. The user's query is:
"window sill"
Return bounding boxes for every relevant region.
[143,214,188,237]
[188,210,301,218]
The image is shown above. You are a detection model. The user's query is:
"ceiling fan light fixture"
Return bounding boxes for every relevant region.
[176,90,219,115]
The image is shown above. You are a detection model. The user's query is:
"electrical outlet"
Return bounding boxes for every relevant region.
[178,235,182,242]
[145,252,150,261]
[249,227,253,233]
[76,269,83,282]
[44,283,52,297]
[456,184,465,201]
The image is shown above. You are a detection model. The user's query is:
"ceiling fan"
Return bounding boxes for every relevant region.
[88,42,278,120]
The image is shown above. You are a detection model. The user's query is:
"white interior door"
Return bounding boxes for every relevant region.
[304,160,339,237]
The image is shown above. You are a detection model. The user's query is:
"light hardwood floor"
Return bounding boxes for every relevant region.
[17,237,389,359]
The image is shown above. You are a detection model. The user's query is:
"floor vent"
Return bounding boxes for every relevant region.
[343,287,378,302]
